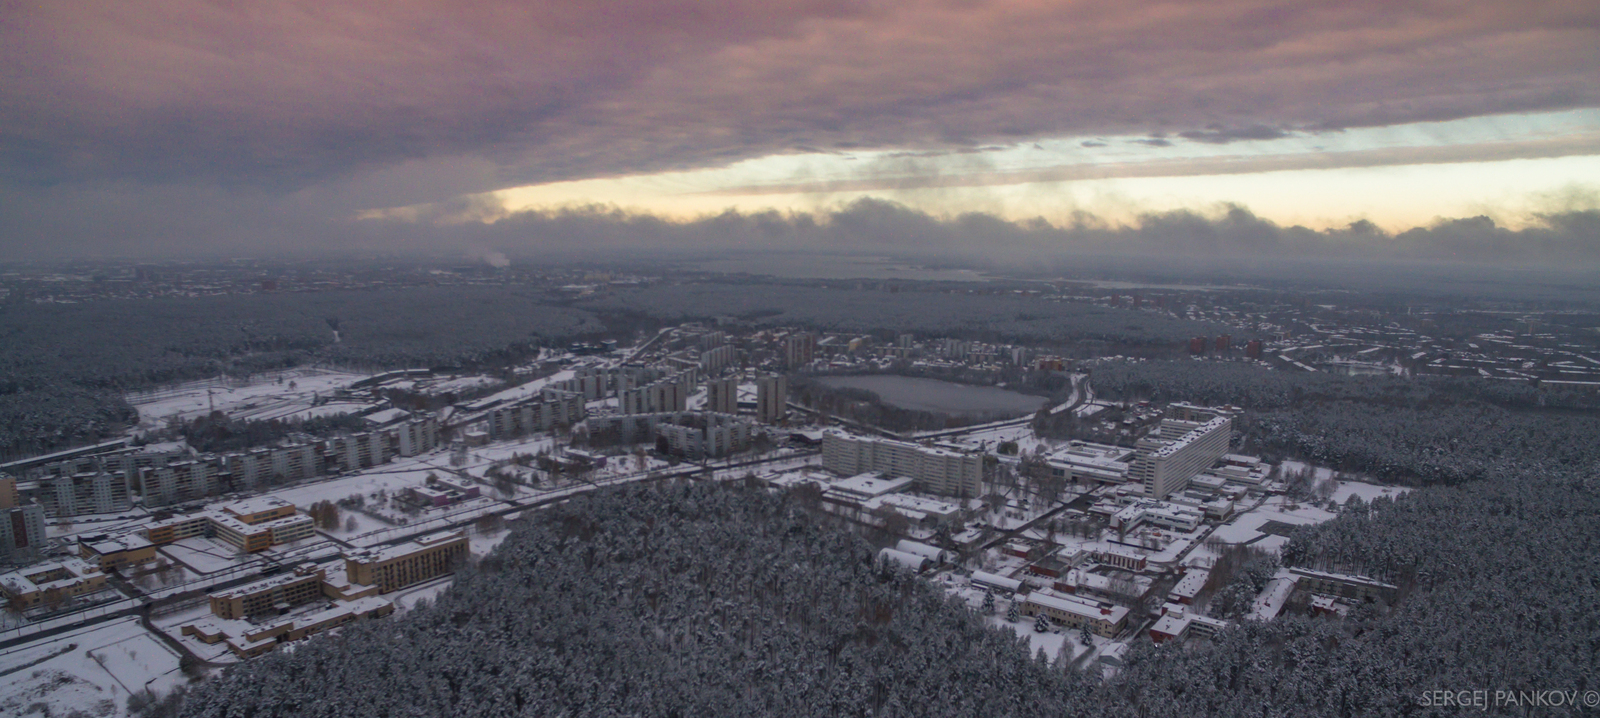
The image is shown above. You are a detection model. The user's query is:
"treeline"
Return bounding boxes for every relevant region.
[1084,359,1600,485]
[1088,359,1600,412]
[1248,403,1600,485]
[1112,469,1600,717]
[0,287,602,458]
[179,481,1116,718]
[577,280,1232,346]
[1097,357,1600,716]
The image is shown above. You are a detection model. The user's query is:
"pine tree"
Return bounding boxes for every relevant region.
[1034,612,1051,633]
[982,591,996,615]
[1005,600,1019,623]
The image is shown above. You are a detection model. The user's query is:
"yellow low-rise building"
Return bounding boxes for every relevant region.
[0,557,108,610]
[220,496,297,525]
[345,531,469,593]
[209,564,328,620]
[183,595,394,659]
[78,533,158,571]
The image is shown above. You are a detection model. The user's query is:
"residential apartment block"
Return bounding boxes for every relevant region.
[1,502,47,565]
[586,411,755,459]
[486,390,586,439]
[756,374,788,423]
[703,375,739,415]
[345,531,468,592]
[822,430,983,497]
[22,417,441,515]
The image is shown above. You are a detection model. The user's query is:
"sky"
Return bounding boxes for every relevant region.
[2,0,1598,263]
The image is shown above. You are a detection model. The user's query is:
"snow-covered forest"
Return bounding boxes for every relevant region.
[172,424,1599,717]
[1089,359,1600,413]
[1090,359,1600,716]
[576,280,1229,345]
[1086,361,1600,485]
[0,288,601,457]
[178,481,1110,718]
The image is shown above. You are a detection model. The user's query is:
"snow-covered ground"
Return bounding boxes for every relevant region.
[390,576,455,613]
[261,452,460,510]
[466,369,578,407]
[126,368,373,428]
[159,538,248,575]
[1328,480,1409,504]
[940,574,1094,665]
[0,618,186,718]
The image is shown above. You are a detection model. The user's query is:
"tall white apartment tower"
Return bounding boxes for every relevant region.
[705,375,739,415]
[756,374,788,423]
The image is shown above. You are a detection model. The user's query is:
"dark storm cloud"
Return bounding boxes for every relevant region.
[3,0,1597,198]
[399,200,1600,268]
[1178,125,1292,144]
[7,174,1594,270]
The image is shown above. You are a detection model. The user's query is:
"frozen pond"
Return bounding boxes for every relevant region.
[814,375,1046,416]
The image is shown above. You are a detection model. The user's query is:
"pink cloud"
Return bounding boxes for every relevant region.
[1,0,1595,193]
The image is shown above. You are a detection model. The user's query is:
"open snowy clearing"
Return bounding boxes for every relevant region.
[0,618,185,718]
[126,368,372,428]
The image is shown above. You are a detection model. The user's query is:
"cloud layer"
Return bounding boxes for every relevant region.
[2,0,1597,262]
[4,0,1597,194]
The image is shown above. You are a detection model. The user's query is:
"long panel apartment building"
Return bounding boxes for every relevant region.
[1130,413,1231,499]
[345,531,469,592]
[22,417,441,515]
[822,430,983,497]
[585,411,754,459]
[486,390,586,439]
[210,564,330,619]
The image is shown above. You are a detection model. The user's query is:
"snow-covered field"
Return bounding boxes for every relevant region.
[159,538,248,575]
[262,453,456,509]
[466,369,578,407]
[0,618,185,718]
[126,368,373,428]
